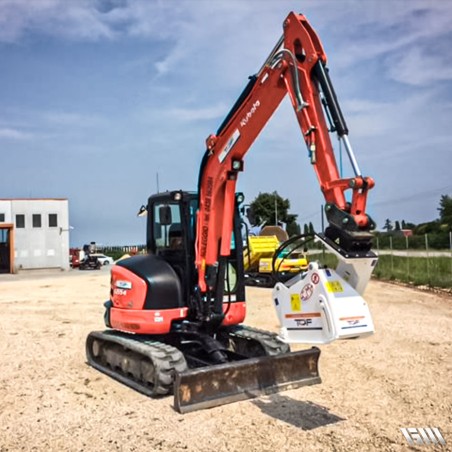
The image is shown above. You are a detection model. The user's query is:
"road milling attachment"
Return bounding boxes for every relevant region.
[86,326,321,413]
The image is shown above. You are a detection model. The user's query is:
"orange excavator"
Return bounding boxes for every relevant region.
[86,12,376,413]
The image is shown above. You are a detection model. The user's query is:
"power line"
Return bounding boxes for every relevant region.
[298,209,321,222]
[371,184,452,208]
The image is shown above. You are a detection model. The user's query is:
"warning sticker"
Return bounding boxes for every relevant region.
[300,283,314,301]
[311,273,320,284]
[326,281,344,293]
[290,293,301,312]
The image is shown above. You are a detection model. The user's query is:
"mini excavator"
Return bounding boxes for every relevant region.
[86,12,378,413]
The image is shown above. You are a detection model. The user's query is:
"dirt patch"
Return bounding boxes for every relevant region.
[0,270,450,451]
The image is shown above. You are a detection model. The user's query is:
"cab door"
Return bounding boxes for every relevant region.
[148,196,194,302]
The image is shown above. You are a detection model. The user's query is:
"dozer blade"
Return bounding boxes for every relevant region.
[174,347,321,413]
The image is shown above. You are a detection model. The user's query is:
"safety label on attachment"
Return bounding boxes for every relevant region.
[326,281,344,293]
[290,293,301,312]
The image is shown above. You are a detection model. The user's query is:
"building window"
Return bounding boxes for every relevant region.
[0,213,5,222]
[16,214,25,228]
[32,214,42,228]
[49,214,58,227]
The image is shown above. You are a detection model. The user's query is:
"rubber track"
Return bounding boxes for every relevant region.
[86,330,187,397]
[221,325,290,356]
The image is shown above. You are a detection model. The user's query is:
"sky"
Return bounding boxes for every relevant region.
[1,0,452,246]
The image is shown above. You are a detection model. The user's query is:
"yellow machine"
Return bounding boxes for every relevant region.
[243,226,308,287]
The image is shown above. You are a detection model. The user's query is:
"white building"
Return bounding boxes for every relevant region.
[0,198,70,273]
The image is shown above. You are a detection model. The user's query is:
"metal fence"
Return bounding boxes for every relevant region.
[97,244,146,259]
[373,233,452,288]
[96,236,452,289]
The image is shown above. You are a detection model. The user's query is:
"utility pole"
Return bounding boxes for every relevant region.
[156,172,160,193]
[274,191,278,225]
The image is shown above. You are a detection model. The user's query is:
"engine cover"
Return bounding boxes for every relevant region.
[114,254,184,310]
[107,254,188,334]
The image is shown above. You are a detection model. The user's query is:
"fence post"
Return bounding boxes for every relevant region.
[450,231,452,281]
[425,233,430,285]
[406,234,409,281]
[389,235,394,273]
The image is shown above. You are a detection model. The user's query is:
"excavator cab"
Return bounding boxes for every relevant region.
[145,190,245,313]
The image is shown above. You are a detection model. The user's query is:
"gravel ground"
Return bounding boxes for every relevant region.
[0,269,450,451]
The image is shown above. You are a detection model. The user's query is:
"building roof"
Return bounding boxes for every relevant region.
[0,198,68,201]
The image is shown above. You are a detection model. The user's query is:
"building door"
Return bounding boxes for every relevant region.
[0,225,13,273]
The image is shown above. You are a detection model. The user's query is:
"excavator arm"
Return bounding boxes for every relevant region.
[196,12,375,302]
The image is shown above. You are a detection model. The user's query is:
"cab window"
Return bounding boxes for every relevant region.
[153,203,183,251]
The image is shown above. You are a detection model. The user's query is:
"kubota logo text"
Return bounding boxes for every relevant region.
[240,101,260,127]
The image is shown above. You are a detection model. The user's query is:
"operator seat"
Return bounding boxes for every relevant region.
[169,224,183,250]
[165,223,189,299]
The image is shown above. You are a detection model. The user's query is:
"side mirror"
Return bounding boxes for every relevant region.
[159,205,172,226]
[137,205,148,217]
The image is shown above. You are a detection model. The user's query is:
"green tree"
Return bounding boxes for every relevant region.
[249,192,300,236]
[403,220,416,230]
[414,220,439,235]
[395,220,401,231]
[287,221,301,237]
[438,194,452,228]
[383,218,393,232]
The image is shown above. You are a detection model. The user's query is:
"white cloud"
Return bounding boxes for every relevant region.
[388,48,452,86]
[317,1,452,87]
[0,0,114,42]
[0,108,108,137]
[344,89,452,151]
[0,127,31,140]
[41,111,107,127]
[163,104,228,122]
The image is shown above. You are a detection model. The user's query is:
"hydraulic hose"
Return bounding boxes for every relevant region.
[271,233,315,284]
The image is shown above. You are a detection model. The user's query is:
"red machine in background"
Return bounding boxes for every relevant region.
[86,12,376,413]
[69,248,81,268]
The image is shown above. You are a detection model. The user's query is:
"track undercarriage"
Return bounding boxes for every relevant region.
[86,325,321,413]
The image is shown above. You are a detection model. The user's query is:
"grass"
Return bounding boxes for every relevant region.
[372,255,452,288]
[309,251,452,289]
